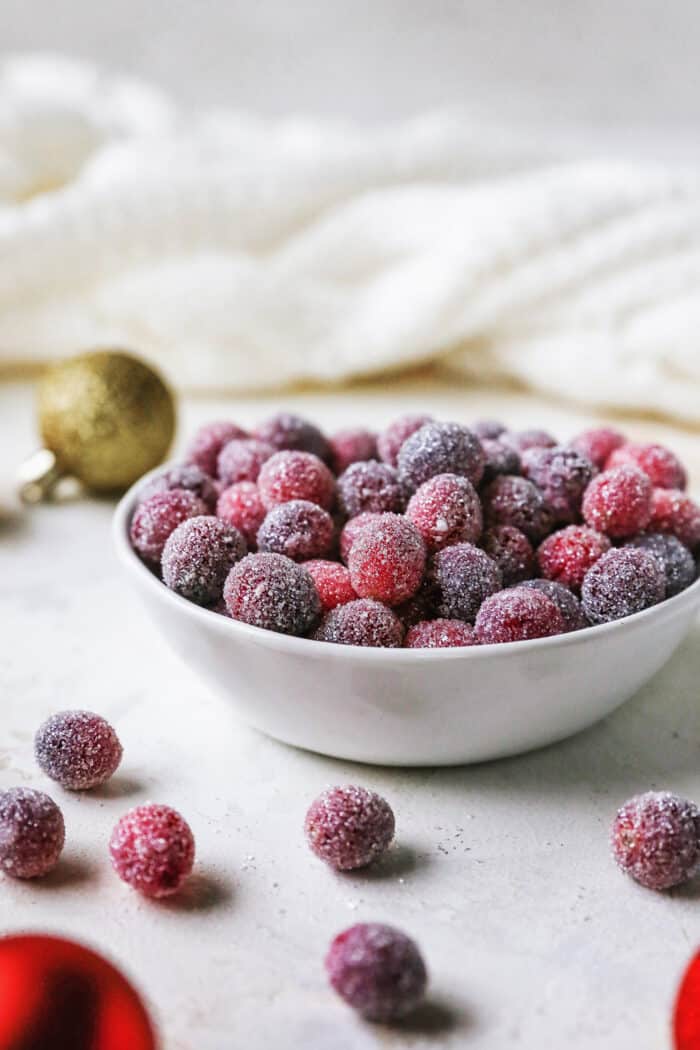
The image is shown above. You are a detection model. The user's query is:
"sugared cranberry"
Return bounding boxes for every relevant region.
[394,583,438,629]
[582,465,653,538]
[216,481,266,547]
[0,788,64,878]
[162,515,246,604]
[304,561,357,611]
[138,464,218,510]
[337,461,404,518]
[648,489,700,552]
[305,786,395,870]
[397,421,485,491]
[406,473,482,552]
[35,711,123,790]
[581,547,665,624]
[568,426,625,470]
[607,442,687,490]
[330,429,378,475]
[109,803,195,898]
[339,512,383,564]
[431,543,502,623]
[475,587,565,644]
[130,490,208,564]
[505,429,556,453]
[519,579,588,632]
[315,599,404,648]
[257,500,334,561]
[482,475,553,542]
[254,412,332,463]
[611,791,700,890]
[347,514,426,606]
[325,923,428,1022]
[216,438,275,486]
[626,533,695,599]
[537,524,611,593]
[185,421,247,476]
[405,619,476,648]
[472,419,507,440]
[480,525,534,586]
[480,438,521,484]
[224,553,320,636]
[258,451,335,511]
[377,414,432,467]
[521,446,595,523]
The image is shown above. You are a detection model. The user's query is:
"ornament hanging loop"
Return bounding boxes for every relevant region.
[17,449,68,503]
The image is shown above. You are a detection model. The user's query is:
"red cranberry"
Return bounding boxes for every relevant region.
[521,446,595,523]
[581,547,665,624]
[377,414,432,467]
[472,419,506,440]
[325,923,427,1022]
[648,488,700,552]
[504,428,556,453]
[224,553,321,636]
[406,473,482,552]
[480,438,521,484]
[0,788,65,879]
[537,525,611,593]
[519,579,588,632]
[337,461,404,518]
[611,791,700,890]
[582,465,653,538]
[162,515,246,605]
[675,950,700,1049]
[568,426,625,470]
[339,512,383,563]
[482,475,553,542]
[475,587,565,644]
[305,786,395,870]
[626,533,696,598]
[257,500,334,561]
[35,711,123,790]
[347,514,426,606]
[216,481,266,547]
[431,542,502,623]
[258,450,335,511]
[607,442,687,490]
[481,525,534,586]
[138,463,218,510]
[315,599,404,648]
[405,619,476,648]
[109,803,195,898]
[397,421,485,491]
[185,421,247,476]
[254,412,332,463]
[330,429,378,474]
[130,490,208,564]
[217,438,275,486]
[304,561,357,611]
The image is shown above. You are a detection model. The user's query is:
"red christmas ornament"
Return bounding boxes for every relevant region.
[675,950,700,1049]
[0,934,157,1050]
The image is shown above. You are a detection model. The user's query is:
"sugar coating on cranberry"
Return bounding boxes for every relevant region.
[568,426,626,470]
[482,475,553,542]
[130,490,208,564]
[109,803,195,898]
[521,446,595,523]
[138,463,218,511]
[611,791,700,891]
[405,619,476,648]
[347,514,426,606]
[315,599,404,648]
[304,560,357,611]
[305,786,395,870]
[258,450,335,511]
[337,461,404,519]
[377,414,432,467]
[339,512,383,564]
[406,473,482,552]
[397,421,485,491]
[480,438,521,484]
[519,579,588,632]
[582,465,652,538]
[607,442,687,491]
[472,419,507,440]
[257,500,334,562]
[475,586,565,644]
[625,533,696,599]
[254,412,332,463]
[648,489,700,552]
[330,429,378,475]
[431,542,502,623]
[162,515,246,605]
[0,787,65,878]
[185,421,248,476]
[224,552,320,635]
[216,481,266,547]
[581,547,665,624]
[505,428,557,453]
[480,525,534,587]
[216,438,275,487]
[325,923,428,1022]
[35,711,123,790]
[537,524,611,593]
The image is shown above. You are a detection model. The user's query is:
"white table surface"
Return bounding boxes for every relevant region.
[1,375,699,1049]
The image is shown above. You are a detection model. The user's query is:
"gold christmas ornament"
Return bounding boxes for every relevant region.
[20,350,176,501]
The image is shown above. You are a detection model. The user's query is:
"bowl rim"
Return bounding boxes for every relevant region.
[113,463,700,663]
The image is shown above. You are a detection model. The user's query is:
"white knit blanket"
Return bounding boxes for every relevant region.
[2,55,700,422]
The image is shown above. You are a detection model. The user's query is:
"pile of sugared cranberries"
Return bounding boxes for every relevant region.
[131,414,698,646]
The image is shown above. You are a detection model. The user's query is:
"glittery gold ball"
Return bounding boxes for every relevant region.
[38,351,176,493]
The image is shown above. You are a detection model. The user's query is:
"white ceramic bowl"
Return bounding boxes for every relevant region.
[114,471,700,766]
